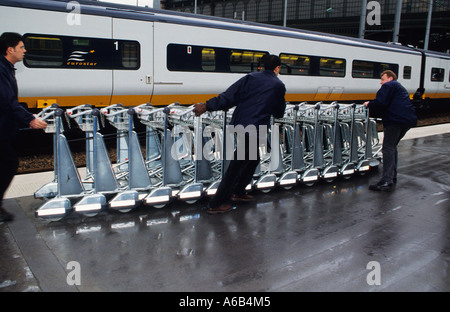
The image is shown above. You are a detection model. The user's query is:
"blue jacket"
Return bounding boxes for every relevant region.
[206,70,286,128]
[0,55,35,141]
[368,80,417,127]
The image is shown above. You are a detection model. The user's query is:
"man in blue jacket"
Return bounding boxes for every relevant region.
[0,32,47,222]
[193,55,286,214]
[364,70,417,191]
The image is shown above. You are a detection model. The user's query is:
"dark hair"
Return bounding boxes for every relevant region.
[381,69,397,80]
[263,54,281,71]
[0,32,24,56]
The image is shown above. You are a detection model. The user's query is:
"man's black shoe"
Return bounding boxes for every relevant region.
[369,181,393,192]
[207,204,233,215]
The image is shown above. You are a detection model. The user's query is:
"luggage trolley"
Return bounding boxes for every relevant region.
[337,103,375,176]
[71,108,122,216]
[35,107,85,220]
[253,119,282,193]
[58,104,122,216]
[358,105,381,171]
[315,102,343,182]
[350,104,371,174]
[171,105,219,203]
[100,104,131,175]
[275,103,306,190]
[200,109,230,197]
[135,103,182,208]
[334,103,358,178]
[106,106,152,212]
[65,104,96,182]
[295,102,323,186]
[34,103,65,200]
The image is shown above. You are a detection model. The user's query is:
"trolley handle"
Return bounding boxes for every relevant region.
[135,102,178,117]
[100,107,129,117]
[35,103,59,120]
[66,104,94,118]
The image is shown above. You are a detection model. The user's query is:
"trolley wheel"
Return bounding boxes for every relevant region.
[282,185,294,190]
[184,199,198,204]
[153,204,166,209]
[323,178,336,183]
[82,212,98,218]
[303,182,316,187]
[260,188,272,193]
[46,216,64,222]
[118,208,132,213]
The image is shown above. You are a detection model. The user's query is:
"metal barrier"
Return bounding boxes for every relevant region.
[34,101,381,220]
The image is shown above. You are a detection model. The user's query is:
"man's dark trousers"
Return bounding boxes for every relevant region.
[381,124,411,184]
[0,140,19,205]
[208,134,260,209]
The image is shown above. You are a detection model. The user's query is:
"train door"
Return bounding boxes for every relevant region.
[111,18,154,106]
[424,55,446,99]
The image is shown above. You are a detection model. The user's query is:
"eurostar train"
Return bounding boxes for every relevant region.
[1,0,450,110]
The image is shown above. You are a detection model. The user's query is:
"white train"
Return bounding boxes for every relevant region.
[1,0,450,110]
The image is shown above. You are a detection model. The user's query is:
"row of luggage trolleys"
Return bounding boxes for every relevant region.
[34,101,381,220]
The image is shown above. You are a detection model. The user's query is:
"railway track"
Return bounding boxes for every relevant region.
[15,110,450,175]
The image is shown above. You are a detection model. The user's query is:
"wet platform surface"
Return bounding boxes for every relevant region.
[1,130,449,292]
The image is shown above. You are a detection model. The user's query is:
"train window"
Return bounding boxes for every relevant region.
[121,42,139,69]
[380,63,399,78]
[167,44,203,71]
[352,60,374,78]
[403,66,412,79]
[24,36,63,67]
[202,48,216,71]
[167,44,267,73]
[230,50,267,73]
[73,38,89,46]
[280,53,345,77]
[319,57,345,77]
[431,68,444,82]
[352,60,398,79]
[280,54,310,75]
[23,34,140,70]
[67,37,113,69]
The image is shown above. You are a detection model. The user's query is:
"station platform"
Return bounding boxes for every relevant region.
[1,124,449,292]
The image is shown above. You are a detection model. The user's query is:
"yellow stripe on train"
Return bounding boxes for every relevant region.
[20,92,450,109]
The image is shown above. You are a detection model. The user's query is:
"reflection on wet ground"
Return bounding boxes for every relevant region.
[1,133,449,292]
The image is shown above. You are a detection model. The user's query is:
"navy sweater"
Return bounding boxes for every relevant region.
[0,55,35,141]
[206,70,286,129]
[368,80,417,127]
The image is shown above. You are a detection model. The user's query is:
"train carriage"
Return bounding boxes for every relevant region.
[1,0,449,110]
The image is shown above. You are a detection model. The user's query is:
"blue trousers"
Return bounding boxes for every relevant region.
[381,124,411,183]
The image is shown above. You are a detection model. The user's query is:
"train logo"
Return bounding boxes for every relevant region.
[66,50,97,67]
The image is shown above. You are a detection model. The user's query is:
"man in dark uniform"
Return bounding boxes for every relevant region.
[193,54,286,214]
[0,32,47,222]
[364,70,417,191]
